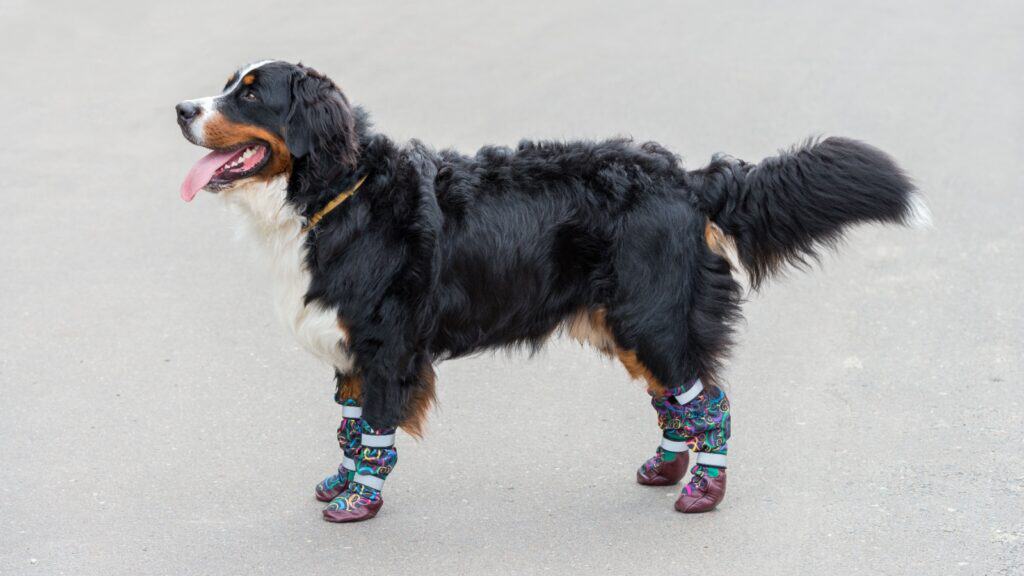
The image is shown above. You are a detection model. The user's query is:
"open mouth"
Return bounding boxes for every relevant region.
[180,142,270,202]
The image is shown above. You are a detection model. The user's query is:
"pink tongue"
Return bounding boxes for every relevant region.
[180,149,239,202]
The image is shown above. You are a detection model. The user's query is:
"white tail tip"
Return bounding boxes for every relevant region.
[906,193,933,229]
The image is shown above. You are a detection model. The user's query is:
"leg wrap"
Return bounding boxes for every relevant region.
[655,381,731,498]
[336,399,363,481]
[642,379,731,509]
[651,379,731,458]
[315,397,363,502]
[323,422,396,514]
[351,422,397,500]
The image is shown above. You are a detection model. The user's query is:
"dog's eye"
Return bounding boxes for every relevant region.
[241,89,259,102]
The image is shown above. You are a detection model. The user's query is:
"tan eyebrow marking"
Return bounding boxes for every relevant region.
[242,74,256,86]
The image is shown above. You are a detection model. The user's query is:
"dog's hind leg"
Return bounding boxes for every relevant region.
[620,339,732,514]
[635,381,698,487]
[644,382,731,513]
[608,207,740,513]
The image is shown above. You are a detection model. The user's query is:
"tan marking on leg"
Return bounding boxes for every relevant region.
[399,365,437,440]
[564,307,616,356]
[337,374,362,403]
[563,307,670,395]
[616,349,670,396]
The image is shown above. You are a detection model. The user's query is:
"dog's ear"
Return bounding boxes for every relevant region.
[285,66,359,167]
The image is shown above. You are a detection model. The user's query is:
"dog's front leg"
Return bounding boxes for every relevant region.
[320,369,399,524]
[313,370,398,523]
[316,291,436,523]
[321,422,396,523]
[314,372,364,503]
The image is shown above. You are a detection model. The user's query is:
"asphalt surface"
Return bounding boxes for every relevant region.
[2,2,1022,575]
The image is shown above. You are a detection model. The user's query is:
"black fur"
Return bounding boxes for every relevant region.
[190,62,923,430]
[689,138,920,287]
[285,65,361,210]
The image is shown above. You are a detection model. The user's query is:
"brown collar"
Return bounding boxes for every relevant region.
[302,174,368,234]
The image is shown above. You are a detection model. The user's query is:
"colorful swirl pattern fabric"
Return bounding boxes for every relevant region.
[327,485,380,512]
[337,398,363,479]
[315,468,348,500]
[315,398,363,501]
[650,382,731,455]
[324,422,397,513]
[646,382,730,499]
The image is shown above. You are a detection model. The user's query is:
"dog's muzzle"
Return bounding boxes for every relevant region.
[176,101,200,128]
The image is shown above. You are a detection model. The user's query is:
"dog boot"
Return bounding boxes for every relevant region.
[637,432,690,486]
[322,485,384,523]
[638,379,707,485]
[674,455,727,513]
[323,423,396,523]
[315,401,362,502]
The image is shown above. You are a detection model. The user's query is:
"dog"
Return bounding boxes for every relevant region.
[176,60,929,522]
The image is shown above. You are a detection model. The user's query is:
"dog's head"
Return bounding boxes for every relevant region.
[176,61,359,202]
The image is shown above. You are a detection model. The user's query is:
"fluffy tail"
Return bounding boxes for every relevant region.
[690,137,930,288]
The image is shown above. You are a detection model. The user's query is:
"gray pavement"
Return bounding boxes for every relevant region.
[2,1,1022,575]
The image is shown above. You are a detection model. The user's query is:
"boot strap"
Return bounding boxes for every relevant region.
[696,452,727,467]
[353,473,385,491]
[341,457,357,472]
[660,437,690,453]
[361,433,395,447]
[674,379,704,405]
[342,406,363,418]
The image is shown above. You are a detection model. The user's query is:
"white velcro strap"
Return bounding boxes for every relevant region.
[341,457,357,472]
[696,452,727,467]
[360,433,395,448]
[660,437,690,453]
[353,473,385,491]
[674,379,704,405]
[342,406,363,419]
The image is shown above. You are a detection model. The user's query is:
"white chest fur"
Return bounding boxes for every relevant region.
[219,176,353,373]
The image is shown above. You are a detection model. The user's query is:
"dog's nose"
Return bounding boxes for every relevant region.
[176,101,200,126]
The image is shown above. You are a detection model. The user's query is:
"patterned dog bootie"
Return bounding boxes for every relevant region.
[322,484,384,523]
[314,459,355,503]
[674,456,727,514]
[323,423,395,523]
[637,438,690,486]
[641,378,731,513]
[315,401,362,502]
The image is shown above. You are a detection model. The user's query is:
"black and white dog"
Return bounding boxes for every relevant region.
[176,60,928,522]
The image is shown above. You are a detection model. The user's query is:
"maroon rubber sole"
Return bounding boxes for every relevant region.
[322,500,382,523]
